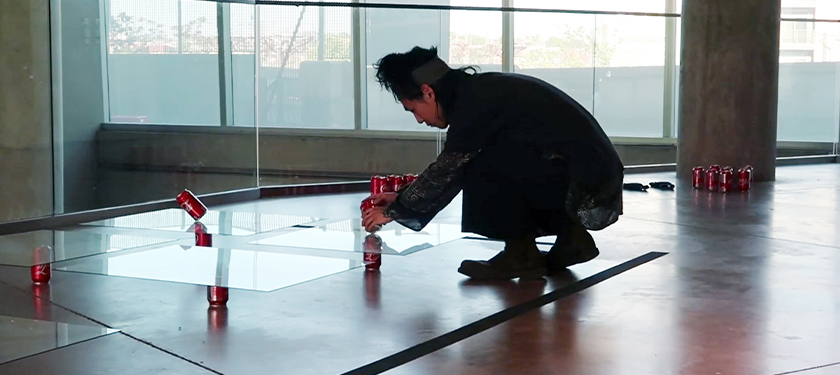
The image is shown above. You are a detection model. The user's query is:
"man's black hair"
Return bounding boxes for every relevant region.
[374,46,473,102]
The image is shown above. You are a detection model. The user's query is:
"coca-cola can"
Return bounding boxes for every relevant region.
[360,198,376,212]
[370,175,388,195]
[31,245,52,284]
[738,168,751,191]
[30,264,51,284]
[176,190,208,221]
[692,167,705,189]
[386,175,404,193]
[744,165,754,182]
[363,235,382,271]
[207,286,229,306]
[403,174,418,185]
[720,169,734,193]
[706,169,719,191]
[196,232,212,247]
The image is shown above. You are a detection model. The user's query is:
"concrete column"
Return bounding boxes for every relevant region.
[677,0,781,182]
[0,0,54,222]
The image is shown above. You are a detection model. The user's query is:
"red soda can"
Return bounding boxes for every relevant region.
[370,175,388,195]
[363,234,382,271]
[196,232,212,247]
[403,174,418,185]
[744,165,754,182]
[31,245,52,284]
[207,286,228,306]
[360,198,377,212]
[720,169,733,193]
[706,168,719,191]
[709,164,721,172]
[738,168,751,191]
[386,175,404,192]
[176,190,208,221]
[30,264,51,284]
[692,167,705,189]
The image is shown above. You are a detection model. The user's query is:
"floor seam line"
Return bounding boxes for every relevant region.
[0,332,119,367]
[775,361,840,375]
[0,278,227,375]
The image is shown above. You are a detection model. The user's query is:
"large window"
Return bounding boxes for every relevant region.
[44,0,840,216]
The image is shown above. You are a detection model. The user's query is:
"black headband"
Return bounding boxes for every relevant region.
[411,57,452,85]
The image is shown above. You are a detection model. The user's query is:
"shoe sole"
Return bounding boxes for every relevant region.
[457,264,547,281]
[545,248,600,274]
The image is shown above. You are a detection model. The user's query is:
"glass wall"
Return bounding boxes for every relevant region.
[53,0,258,213]
[18,0,840,221]
[776,18,840,143]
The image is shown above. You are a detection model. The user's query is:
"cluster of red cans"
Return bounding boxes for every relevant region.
[369,174,418,195]
[359,174,419,272]
[692,165,754,193]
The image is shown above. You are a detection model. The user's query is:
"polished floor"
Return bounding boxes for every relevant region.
[1,164,839,374]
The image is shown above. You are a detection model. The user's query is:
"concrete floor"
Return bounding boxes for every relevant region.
[0,164,839,374]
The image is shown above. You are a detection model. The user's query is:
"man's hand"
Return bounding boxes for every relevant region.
[362,207,394,233]
[364,192,398,207]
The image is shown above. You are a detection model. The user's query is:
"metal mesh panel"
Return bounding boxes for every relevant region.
[108,0,179,54]
[108,0,218,54]
[181,0,219,54]
[231,4,256,54]
[258,5,352,126]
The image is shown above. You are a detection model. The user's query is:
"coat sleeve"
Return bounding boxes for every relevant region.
[383,151,478,231]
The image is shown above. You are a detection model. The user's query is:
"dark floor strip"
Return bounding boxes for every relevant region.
[775,361,840,375]
[342,251,668,375]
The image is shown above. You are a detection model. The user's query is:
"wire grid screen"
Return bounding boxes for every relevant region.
[108,0,179,54]
[181,0,219,53]
[258,5,352,127]
[231,4,255,54]
[323,219,355,232]
[108,0,218,54]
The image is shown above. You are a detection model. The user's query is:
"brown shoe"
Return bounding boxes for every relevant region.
[458,238,547,280]
[546,224,599,273]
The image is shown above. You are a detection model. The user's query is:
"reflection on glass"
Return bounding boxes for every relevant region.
[0,230,175,266]
[59,245,358,292]
[55,0,259,214]
[366,2,502,131]
[0,316,118,364]
[448,0,503,70]
[514,12,596,112]
[82,208,322,236]
[107,0,221,125]
[777,20,840,142]
[513,0,668,13]
[593,14,666,138]
[257,4,353,128]
[251,219,466,254]
[365,7,444,131]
